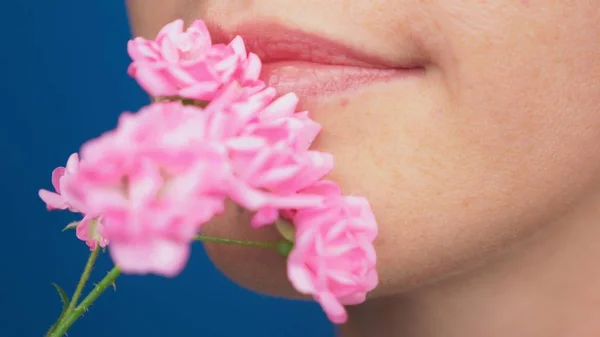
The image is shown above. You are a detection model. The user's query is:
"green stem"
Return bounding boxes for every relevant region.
[66,248,99,315]
[48,235,284,336]
[48,247,100,336]
[49,266,121,337]
[194,234,279,250]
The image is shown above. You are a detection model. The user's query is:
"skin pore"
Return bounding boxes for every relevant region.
[126,1,600,336]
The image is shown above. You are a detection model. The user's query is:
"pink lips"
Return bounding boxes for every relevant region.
[261,63,421,97]
[209,23,423,98]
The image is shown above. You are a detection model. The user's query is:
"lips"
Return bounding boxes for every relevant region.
[208,22,424,98]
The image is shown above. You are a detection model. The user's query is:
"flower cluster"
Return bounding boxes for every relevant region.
[39,19,378,324]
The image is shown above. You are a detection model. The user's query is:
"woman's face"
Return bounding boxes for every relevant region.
[126,1,600,297]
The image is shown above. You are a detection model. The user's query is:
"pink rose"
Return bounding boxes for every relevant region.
[39,153,110,249]
[127,19,262,101]
[287,195,379,324]
[38,153,82,212]
[76,215,109,251]
[66,102,230,276]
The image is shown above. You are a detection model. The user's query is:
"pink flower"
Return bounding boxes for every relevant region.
[66,102,230,276]
[39,154,110,249]
[280,180,343,221]
[228,36,263,86]
[222,92,331,227]
[202,82,277,139]
[226,136,333,227]
[287,194,379,324]
[243,93,322,152]
[127,19,262,101]
[78,102,227,170]
[39,153,82,212]
[76,215,109,250]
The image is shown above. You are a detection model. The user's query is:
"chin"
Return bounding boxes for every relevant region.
[200,201,304,299]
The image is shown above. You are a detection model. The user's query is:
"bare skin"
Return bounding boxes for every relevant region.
[126,1,600,336]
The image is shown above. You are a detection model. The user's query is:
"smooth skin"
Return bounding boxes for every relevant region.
[126,1,600,336]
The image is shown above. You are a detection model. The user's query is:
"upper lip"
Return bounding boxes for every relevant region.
[207,22,419,69]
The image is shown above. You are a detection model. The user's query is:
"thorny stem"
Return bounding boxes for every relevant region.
[48,235,288,336]
[49,266,121,337]
[66,247,99,315]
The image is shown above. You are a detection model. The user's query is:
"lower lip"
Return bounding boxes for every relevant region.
[260,62,423,98]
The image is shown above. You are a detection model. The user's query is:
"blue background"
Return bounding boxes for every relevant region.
[1,2,333,336]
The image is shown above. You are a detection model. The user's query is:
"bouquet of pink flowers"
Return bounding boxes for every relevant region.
[40,19,378,337]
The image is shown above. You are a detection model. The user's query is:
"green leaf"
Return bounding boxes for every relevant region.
[62,221,79,232]
[46,283,70,336]
[51,283,70,313]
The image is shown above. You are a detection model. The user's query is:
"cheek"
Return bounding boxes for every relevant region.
[345,4,600,294]
[323,85,600,297]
